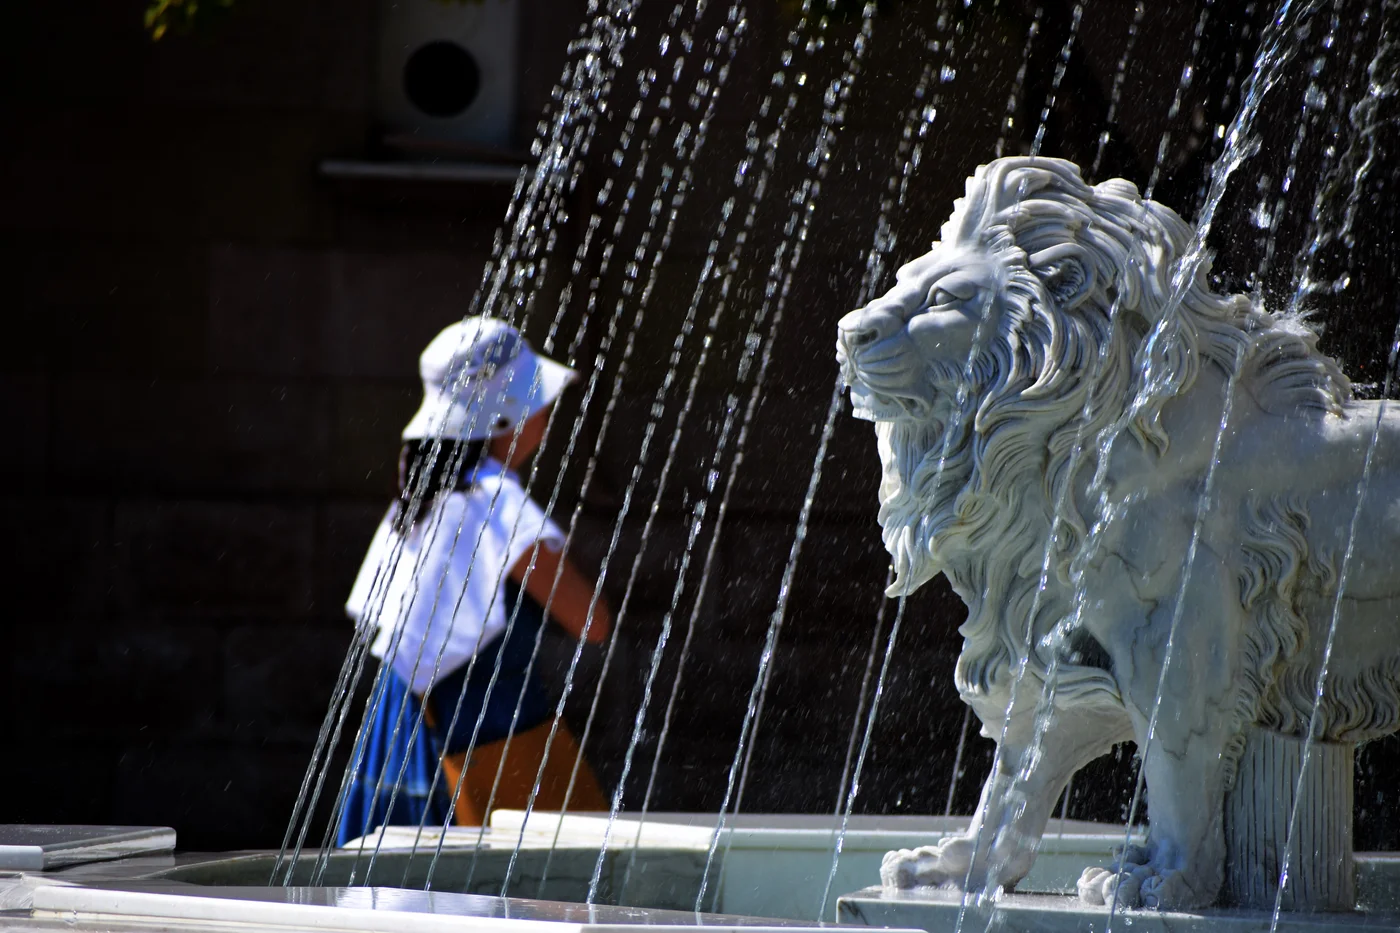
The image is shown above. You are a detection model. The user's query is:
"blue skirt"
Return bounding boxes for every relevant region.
[335,582,552,845]
[336,665,449,847]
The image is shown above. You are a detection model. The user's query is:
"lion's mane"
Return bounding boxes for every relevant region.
[877,159,1356,764]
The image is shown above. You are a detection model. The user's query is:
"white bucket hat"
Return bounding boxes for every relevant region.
[401,317,577,441]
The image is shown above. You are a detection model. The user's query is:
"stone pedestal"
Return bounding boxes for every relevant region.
[836,882,1392,933]
[1224,729,1354,911]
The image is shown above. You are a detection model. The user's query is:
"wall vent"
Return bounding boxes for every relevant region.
[376,0,521,151]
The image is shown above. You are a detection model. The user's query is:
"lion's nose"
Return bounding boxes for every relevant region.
[838,307,900,352]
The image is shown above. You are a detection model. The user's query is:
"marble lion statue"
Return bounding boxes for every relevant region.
[835,156,1400,910]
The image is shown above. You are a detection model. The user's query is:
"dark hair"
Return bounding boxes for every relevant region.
[391,438,487,533]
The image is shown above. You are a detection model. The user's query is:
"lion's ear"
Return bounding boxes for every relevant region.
[1029,246,1094,310]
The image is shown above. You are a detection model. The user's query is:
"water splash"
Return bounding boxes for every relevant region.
[697,380,847,912]
[697,9,889,911]
[1255,2,1342,285]
[398,5,752,896]
[454,5,751,899]
[1100,4,1333,928]
[817,595,908,920]
[810,20,959,919]
[1092,2,1146,177]
[926,4,1328,930]
[528,1,819,898]
[832,566,898,825]
[308,341,553,886]
[1268,18,1397,928]
[284,0,649,888]
[944,708,973,816]
[1103,344,1246,929]
[994,5,1044,157]
[1030,1,1084,157]
[1144,0,1216,200]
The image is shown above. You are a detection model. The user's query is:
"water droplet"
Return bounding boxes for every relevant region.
[1250,200,1272,229]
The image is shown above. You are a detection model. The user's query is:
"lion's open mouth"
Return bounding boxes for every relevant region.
[845,381,921,422]
[839,354,938,423]
[836,321,974,426]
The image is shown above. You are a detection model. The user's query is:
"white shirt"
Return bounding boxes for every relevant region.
[345,459,566,695]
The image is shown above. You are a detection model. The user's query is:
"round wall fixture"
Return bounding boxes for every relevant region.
[403,40,482,118]
[375,0,519,145]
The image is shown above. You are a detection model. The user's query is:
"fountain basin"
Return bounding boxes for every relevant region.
[127,813,1146,920]
[4,813,1134,925]
[1,817,913,933]
[13,816,1400,933]
[18,882,853,933]
[475,811,1145,918]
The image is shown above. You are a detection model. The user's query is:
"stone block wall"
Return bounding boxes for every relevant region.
[0,0,542,850]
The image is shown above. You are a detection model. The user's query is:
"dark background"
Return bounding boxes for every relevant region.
[3,0,1399,853]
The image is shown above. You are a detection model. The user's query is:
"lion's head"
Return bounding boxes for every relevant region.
[837,157,1348,703]
[836,158,1143,606]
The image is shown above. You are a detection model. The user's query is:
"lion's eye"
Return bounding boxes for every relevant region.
[930,287,958,307]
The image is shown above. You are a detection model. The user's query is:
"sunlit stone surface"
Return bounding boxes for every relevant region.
[837,867,1400,933]
[838,157,1400,911]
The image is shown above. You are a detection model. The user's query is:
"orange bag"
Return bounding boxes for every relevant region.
[438,717,609,827]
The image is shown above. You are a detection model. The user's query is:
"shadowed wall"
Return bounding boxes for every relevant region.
[2,0,1398,854]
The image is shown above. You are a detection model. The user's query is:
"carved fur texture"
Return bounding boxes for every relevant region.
[838,157,1400,909]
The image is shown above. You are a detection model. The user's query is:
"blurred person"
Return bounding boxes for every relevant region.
[337,318,611,846]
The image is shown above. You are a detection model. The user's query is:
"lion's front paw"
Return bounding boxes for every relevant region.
[880,836,976,889]
[880,848,926,889]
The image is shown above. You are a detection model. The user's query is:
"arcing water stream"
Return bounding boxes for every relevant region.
[271,3,1400,925]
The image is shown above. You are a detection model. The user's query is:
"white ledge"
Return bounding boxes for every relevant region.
[26,883,885,933]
